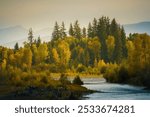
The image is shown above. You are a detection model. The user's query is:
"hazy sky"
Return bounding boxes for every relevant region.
[0,0,150,30]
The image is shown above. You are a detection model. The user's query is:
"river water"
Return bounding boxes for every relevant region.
[82,78,150,100]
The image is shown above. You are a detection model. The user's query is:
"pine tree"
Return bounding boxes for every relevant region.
[120,26,127,58]
[69,23,74,37]
[110,18,118,38]
[37,36,41,47]
[97,16,109,62]
[92,18,98,37]
[14,42,19,51]
[87,22,93,38]
[60,22,67,39]
[82,27,86,38]
[73,20,81,39]
[28,28,34,46]
[52,22,60,41]
[110,19,123,63]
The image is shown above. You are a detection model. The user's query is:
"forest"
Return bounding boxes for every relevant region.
[0,16,150,99]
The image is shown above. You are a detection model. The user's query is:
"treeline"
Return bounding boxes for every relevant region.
[0,16,150,88]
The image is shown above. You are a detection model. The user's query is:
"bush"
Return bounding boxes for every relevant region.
[72,75,83,85]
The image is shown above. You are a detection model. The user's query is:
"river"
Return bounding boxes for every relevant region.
[82,78,150,100]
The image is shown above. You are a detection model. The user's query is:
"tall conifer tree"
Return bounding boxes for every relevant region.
[74,20,81,39]
[52,22,60,41]
[69,23,74,37]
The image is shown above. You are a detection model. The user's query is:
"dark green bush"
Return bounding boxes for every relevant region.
[72,75,83,85]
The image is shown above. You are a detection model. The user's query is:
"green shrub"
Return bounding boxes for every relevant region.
[72,75,83,85]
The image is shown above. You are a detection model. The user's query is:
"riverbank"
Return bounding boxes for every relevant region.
[0,84,93,100]
[0,74,95,100]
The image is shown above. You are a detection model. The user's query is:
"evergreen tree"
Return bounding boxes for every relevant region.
[37,36,41,47]
[52,22,60,41]
[87,22,93,38]
[14,42,19,51]
[110,18,118,38]
[69,23,74,37]
[60,22,67,38]
[106,17,110,36]
[28,28,34,46]
[73,20,81,39]
[97,16,109,62]
[110,19,123,63]
[120,26,127,58]
[92,18,98,37]
[82,27,86,38]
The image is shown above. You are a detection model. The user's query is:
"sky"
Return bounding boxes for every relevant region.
[0,0,150,31]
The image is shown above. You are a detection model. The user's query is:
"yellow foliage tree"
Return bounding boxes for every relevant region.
[36,43,48,64]
[52,48,60,64]
[57,40,71,66]
[1,59,7,70]
[22,48,32,69]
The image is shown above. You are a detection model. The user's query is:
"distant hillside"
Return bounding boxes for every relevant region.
[0,25,28,48]
[0,26,51,48]
[124,22,150,35]
[35,27,52,42]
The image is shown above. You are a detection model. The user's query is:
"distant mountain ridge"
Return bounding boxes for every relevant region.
[0,25,51,48]
[0,25,28,48]
[124,21,150,35]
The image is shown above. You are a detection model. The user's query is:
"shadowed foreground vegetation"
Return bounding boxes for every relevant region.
[0,73,92,99]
